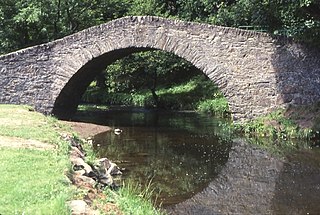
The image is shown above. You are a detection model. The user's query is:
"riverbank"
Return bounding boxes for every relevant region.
[1,103,319,214]
[62,120,112,139]
[0,105,73,214]
[233,103,320,153]
[0,105,163,214]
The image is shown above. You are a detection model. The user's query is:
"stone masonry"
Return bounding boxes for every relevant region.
[1,16,320,120]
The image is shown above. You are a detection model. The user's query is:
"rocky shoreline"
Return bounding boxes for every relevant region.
[61,122,122,214]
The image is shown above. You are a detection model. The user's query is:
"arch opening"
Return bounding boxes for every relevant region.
[52,48,230,120]
[52,47,152,119]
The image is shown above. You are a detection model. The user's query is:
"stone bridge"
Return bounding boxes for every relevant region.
[1,16,320,120]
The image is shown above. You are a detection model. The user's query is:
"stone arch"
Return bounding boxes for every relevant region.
[52,47,152,117]
[48,16,252,120]
[52,48,224,118]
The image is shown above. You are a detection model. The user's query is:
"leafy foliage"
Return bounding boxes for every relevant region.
[1,0,320,54]
[82,63,229,115]
[103,180,165,215]
[82,50,209,108]
[0,0,130,53]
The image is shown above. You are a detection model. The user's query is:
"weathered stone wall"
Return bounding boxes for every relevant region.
[1,16,320,120]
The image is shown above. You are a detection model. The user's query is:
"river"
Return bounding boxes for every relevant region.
[72,107,320,214]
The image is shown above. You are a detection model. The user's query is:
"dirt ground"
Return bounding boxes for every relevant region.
[0,120,111,150]
[0,136,55,150]
[62,121,112,139]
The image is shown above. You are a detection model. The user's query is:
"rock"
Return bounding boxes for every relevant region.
[108,163,122,176]
[86,137,93,146]
[98,173,113,187]
[85,170,99,181]
[70,157,93,174]
[74,169,86,176]
[98,158,122,176]
[69,200,88,215]
[76,175,96,186]
[70,138,85,152]
[70,146,85,158]
[69,199,101,215]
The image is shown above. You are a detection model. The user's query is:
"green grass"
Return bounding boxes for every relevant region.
[235,109,313,140]
[0,148,72,214]
[77,139,166,214]
[77,104,109,112]
[103,180,165,215]
[0,104,73,214]
[82,75,229,115]
[196,97,229,116]
[233,108,315,153]
[0,105,68,145]
[0,104,167,214]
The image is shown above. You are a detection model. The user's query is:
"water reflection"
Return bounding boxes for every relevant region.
[167,140,320,215]
[73,108,232,205]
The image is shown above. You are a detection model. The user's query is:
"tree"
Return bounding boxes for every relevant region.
[99,51,198,107]
[0,0,130,54]
[209,0,320,46]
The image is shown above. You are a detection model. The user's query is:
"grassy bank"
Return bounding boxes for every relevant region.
[78,136,165,214]
[235,109,313,140]
[0,105,72,214]
[82,75,229,116]
[0,105,164,214]
[234,105,320,153]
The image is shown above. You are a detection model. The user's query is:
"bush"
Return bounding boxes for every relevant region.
[197,98,229,116]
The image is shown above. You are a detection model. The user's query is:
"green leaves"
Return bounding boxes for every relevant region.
[127,0,162,16]
[13,3,41,24]
[1,0,320,54]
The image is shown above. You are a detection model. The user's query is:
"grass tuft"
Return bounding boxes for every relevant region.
[103,180,165,215]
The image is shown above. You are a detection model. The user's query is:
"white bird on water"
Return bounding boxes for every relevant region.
[114,128,123,135]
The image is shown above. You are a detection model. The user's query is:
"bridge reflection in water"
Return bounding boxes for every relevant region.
[73,107,320,214]
[167,140,320,215]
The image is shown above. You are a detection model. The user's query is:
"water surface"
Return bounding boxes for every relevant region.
[74,107,232,205]
[73,107,320,214]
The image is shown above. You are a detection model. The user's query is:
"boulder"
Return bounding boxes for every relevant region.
[70,157,93,174]
[70,146,85,158]
[98,173,114,187]
[69,200,88,215]
[98,158,122,176]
